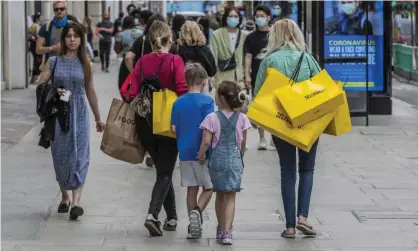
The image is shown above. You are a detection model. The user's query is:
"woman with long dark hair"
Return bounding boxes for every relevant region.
[37,22,104,220]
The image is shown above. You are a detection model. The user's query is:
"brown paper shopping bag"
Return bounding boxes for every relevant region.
[100,98,145,164]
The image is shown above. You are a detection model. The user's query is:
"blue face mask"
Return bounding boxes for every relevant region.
[273,8,282,17]
[227,17,239,28]
[255,17,267,28]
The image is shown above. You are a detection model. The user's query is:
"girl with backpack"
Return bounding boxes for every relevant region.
[127,21,188,237]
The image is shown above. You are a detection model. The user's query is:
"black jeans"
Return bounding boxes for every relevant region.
[135,114,178,220]
[99,41,111,69]
[29,41,42,76]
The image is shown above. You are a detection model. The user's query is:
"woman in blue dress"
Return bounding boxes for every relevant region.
[38,22,104,220]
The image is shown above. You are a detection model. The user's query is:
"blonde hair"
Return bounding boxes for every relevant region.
[185,63,208,87]
[149,20,172,52]
[258,19,306,59]
[178,21,206,47]
[53,1,67,7]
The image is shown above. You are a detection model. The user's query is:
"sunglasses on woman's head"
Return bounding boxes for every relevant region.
[54,7,66,12]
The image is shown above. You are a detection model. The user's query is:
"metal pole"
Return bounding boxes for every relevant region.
[25,1,29,88]
[410,10,414,80]
[365,6,369,126]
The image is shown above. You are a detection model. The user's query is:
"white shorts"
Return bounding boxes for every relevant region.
[179,161,213,189]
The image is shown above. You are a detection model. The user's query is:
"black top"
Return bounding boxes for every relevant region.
[243,30,269,81]
[177,44,217,77]
[129,35,177,66]
[97,21,114,42]
[113,17,123,36]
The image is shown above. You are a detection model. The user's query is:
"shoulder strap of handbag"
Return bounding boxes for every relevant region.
[48,57,58,85]
[289,52,305,85]
[141,35,146,58]
[231,30,241,57]
[171,55,176,91]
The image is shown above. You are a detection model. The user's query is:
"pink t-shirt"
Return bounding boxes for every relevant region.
[200,111,252,150]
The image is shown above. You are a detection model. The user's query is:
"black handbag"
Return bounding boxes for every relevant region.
[218,30,241,72]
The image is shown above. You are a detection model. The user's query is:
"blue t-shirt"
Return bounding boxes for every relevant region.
[171,93,214,161]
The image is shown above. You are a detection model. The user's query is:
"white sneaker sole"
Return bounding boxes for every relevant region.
[189,210,202,238]
[222,238,233,245]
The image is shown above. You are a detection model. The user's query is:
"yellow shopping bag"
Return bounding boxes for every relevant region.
[153,89,177,138]
[324,82,352,136]
[274,69,345,128]
[248,68,335,152]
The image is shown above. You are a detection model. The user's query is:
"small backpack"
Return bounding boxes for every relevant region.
[131,54,171,118]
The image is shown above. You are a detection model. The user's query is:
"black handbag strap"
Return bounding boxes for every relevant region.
[231,29,241,57]
[49,56,58,85]
[289,53,305,85]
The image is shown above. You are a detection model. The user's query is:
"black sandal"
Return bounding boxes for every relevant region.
[69,206,84,220]
[58,201,70,213]
[296,223,317,236]
[281,230,296,238]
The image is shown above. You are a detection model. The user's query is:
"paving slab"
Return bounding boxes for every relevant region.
[2,62,418,250]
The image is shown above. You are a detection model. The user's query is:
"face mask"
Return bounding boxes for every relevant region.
[341,3,356,15]
[273,8,281,16]
[104,17,110,21]
[226,17,239,28]
[255,17,267,28]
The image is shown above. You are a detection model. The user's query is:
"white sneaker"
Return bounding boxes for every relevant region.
[258,138,267,150]
[189,210,202,238]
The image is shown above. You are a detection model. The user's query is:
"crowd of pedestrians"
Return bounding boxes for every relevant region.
[34,0,321,246]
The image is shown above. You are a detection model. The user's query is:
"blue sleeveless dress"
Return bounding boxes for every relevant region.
[49,56,90,190]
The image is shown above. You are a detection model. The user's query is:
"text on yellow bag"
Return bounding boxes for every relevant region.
[324,81,352,136]
[274,55,345,127]
[153,89,177,138]
[248,68,334,152]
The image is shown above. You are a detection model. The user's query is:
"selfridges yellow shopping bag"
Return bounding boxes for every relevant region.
[274,54,345,127]
[153,89,177,138]
[324,82,352,136]
[247,68,335,152]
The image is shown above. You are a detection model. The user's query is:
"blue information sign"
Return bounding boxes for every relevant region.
[323,1,384,92]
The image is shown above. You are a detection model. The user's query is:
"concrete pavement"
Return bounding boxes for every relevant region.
[2,61,418,251]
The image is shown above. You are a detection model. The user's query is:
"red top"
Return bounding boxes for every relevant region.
[129,53,188,98]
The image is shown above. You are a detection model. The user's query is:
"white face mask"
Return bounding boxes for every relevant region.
[341,3,356,15]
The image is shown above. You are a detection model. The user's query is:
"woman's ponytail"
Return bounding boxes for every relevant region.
[149,21,172,53]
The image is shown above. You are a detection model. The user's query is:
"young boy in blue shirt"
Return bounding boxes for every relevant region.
[171,63,214,239]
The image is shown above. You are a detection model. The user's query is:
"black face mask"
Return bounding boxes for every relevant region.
[104,17,110,21]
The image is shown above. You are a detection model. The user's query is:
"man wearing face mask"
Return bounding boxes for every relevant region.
[272,3,282,21]
[337,0,368,35]
[243,5,272,150]
[96,12,114,72]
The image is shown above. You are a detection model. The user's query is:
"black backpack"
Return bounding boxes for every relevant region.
[131,54,170,118]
